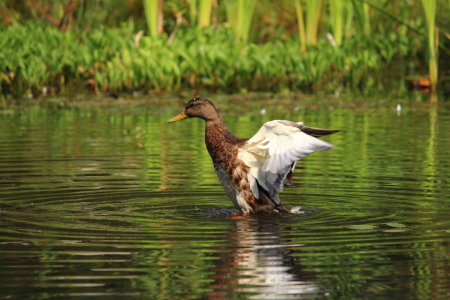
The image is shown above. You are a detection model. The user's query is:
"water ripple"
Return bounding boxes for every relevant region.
[1,106,450,299]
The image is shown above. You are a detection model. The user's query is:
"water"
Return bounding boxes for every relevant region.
[1,99,449,299]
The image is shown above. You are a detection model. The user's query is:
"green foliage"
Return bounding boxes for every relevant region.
[143,0,160,37]
[0,21,424,98]
[225,0,257,43]
[305,0,322,46]
[294,0,307,54]
[329,0,345,45]
[188,0,197,26]
[198,0,213,27]
[2,0,447,99]
[421,0,438,96]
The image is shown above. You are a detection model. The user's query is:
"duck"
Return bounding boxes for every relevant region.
[169,98,340,216]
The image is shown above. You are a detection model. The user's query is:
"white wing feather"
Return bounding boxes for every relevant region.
[238,120,333,202]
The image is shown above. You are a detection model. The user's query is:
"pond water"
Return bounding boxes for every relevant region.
[1,98,449,299]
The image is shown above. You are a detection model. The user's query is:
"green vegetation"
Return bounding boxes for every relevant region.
[198,0,213,27]
[329,0,345,46]
[0,0,448,99]
[225,0,256,43]
[421,0,438,99]
[305,0,322,46]
[143,0,162,37]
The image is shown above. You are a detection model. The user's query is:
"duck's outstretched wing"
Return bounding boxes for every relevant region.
[238,120,338,203]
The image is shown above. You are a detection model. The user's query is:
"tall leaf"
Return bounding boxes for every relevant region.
[198,0,212,27]
[421,0,438,98]
[305,0,322,45]
[294,0,307,53]
[329,0,344,45]
[143,0,162,37]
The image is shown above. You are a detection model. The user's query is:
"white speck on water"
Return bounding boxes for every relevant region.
[396,104,402,116]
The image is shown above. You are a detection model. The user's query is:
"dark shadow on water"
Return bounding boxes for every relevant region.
[185,205,318,220]
[194,206,240,218]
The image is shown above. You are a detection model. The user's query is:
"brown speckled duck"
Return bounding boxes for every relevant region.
[169,98,340,216]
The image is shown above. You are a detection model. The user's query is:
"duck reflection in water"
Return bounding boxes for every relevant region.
[207,216,317,299]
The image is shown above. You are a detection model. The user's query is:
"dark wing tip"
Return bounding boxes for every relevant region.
[277,121,341,138]
[301,126,341,138]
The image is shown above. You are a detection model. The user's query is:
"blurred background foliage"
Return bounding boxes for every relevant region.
[0,0,449,99]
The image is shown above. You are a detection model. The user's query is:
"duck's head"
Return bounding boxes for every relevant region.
[168,97,220,122]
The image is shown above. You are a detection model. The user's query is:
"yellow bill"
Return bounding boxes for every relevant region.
[168,111,188,123]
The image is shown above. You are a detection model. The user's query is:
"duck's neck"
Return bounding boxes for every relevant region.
[204,118,240,167]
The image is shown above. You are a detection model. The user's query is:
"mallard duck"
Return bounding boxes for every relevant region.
[169,98,340,216]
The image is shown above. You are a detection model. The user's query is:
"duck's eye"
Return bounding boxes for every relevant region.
[187,101,201,109]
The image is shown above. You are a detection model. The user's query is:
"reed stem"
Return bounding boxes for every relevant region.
[198,0,212,27]
[188,0,197,26]
[421,0,438,99]
[143,0,159,37]
[329,0,344,45]
[237,0,256,42]
[305,0,323,45]
[362,2,370,36]
[294,0,307,53]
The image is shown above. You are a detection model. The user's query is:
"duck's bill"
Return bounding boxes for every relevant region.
[168,111,188,123]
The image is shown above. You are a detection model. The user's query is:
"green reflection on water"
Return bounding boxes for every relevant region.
[0,100,449,299]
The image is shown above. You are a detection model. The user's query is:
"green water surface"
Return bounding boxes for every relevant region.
[0,98,449,299]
